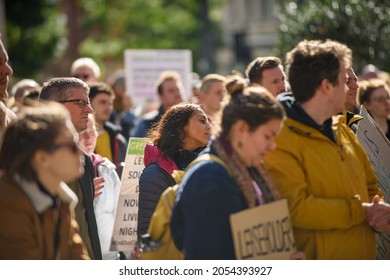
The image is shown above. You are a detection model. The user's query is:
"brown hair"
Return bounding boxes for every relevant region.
[155,70,182,96]
[358,78,388,105]
[0,103,71,181]
[286,39,352,103]
[221,75,285,138]
[245,56,282,84]
[87,81,115,102]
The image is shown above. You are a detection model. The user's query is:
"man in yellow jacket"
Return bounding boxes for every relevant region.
[264,39,390,259]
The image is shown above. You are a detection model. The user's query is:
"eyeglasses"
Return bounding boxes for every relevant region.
[45,142,80,154]
[73,74,90,80]
[59,99,91,109]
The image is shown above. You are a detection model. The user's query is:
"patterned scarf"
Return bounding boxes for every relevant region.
[212,134,279,208]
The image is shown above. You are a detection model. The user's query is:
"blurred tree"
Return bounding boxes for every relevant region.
[5,0,225,80]
[5,0,63,80]
[275,0,390,73]
[71,0,225,76]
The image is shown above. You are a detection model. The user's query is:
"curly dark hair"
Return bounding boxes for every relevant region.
[147,103,203,158]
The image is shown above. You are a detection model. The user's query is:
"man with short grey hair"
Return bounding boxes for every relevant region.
[40,77,102,260]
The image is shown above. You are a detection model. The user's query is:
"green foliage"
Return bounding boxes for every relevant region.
[5,0,63,80]
[78,0,224,72]
[275,0,390,73]
[5,0,224,79]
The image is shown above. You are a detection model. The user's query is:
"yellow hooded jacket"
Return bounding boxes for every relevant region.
[264,115,380,259]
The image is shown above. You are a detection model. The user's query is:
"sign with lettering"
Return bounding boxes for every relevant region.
[110,138,149,252]
[356,106,390,260]
[230,199,295,260]
[124,49,192,106]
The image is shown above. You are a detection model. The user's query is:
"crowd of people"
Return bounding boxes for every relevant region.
[1,33,390,260]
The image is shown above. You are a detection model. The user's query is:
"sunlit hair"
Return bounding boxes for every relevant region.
[155,70,182,96]
[358,78,389,105]
[71,57,101,79]
[39,77,89,102]
[221,75,285,138]
[286,39,352,103]
[148,103,204,158]
[245,56,282,84]
[200,73,227,93]
[0,103,72,181]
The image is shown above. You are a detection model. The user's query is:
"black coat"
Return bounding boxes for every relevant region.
[79,154,102,260]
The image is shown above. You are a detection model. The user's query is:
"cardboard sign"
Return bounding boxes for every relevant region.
[230,199,295,260]
[124,49,192,106]
[356,106,390,260]
[110,138,149,252]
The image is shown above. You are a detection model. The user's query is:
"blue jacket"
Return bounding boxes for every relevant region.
[171,144,247,260]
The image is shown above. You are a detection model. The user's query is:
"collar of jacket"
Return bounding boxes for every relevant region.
[341,109,363,126]
[285,114,345,141]
[14,174,78,214]
[278,92,335,141]
[143,143,178,175]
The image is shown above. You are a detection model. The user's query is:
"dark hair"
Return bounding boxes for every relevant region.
[245,56,282,84]
[0,103,71,181]
[39,77,89,102]
[88,81,114,101]
[358,78,388,105]
[286,39,352,103]
[221,75,285,138]
[148,103,203,158]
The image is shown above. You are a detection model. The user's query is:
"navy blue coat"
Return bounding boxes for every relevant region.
[170,145,247,260]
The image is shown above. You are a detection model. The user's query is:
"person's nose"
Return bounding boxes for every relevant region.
[279,81,287,93]
[268,141,276,152]
[84,104,94,113]
[0,63,12,76]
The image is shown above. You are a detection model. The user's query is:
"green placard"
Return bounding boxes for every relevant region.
[127,137,149,155]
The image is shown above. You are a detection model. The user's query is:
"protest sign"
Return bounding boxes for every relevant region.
[356,106,390,259]
[124,49,192,106]
[230,199,295,260]
[110,138,149,252]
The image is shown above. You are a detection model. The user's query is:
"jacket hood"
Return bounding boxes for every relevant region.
[277,92,335,141]
[277,92,316,127]
[144,143,178,176]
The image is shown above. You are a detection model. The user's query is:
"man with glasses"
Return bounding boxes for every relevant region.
[245,56,287,96]
[358,78,390,140]
[39,77,102,260]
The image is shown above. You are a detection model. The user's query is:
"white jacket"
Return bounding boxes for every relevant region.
[94,157,121,260]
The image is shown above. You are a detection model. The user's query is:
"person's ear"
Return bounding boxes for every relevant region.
[319,79,332,96]
[32,150,50,169]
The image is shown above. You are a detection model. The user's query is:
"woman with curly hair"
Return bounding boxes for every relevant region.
[170,76,289,259]
[137,103,211,237]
